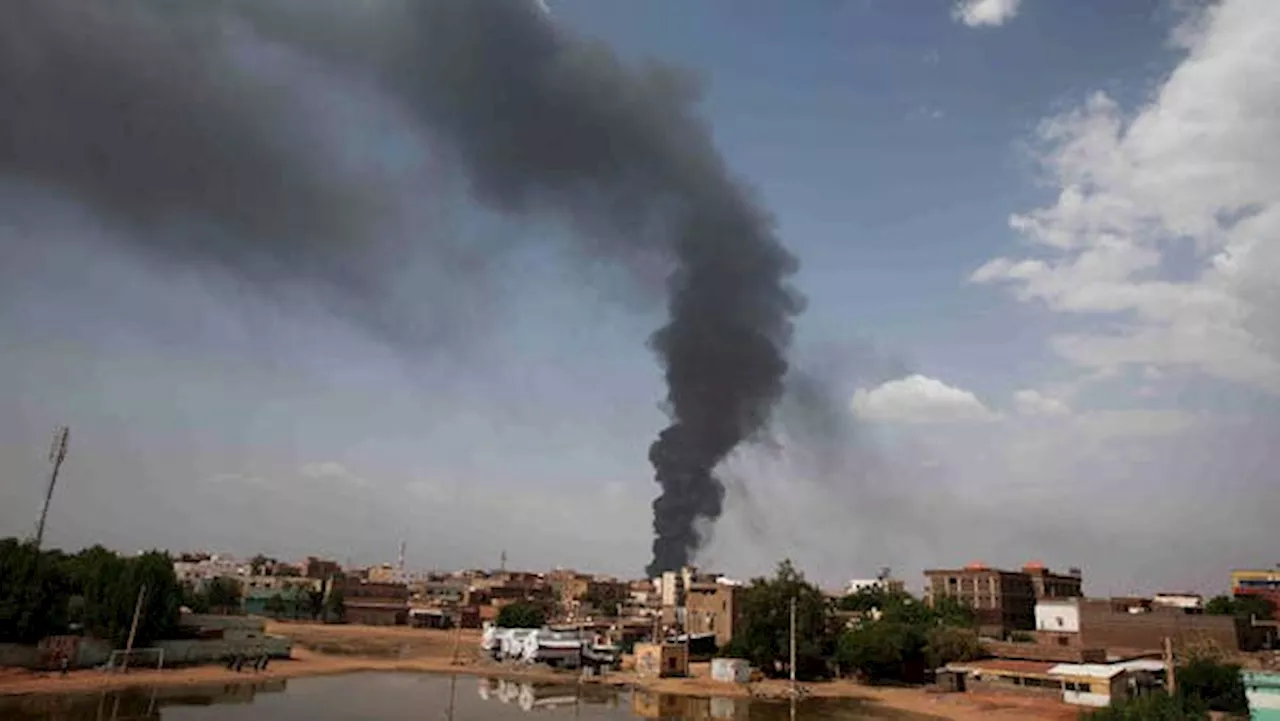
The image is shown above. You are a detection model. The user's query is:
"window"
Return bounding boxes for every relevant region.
[1065,682,1092,693]
[1057,636,1069,646]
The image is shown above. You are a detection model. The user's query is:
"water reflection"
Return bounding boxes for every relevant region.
[0,679,287,721]
[0,673,931,720]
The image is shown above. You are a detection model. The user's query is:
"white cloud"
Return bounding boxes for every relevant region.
[299,461,370,488]
[1013,389,1071,416]
[952,0,1022,28]
[851,374,997,423]
[973,0,1280,393]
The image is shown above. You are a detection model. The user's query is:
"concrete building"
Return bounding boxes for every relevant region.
[1232,567,1280,611]
[924,562,1082,637]
[337,578,410,626]
[685,580,745,648]
[1034,597,1261,654]
[303,557,342,580]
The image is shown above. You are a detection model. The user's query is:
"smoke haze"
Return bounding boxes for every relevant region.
[0,0,802,574]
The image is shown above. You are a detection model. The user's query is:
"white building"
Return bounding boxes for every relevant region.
[845,577,905,595]
[1035,598,1081,633]
[1151,593,1202,611]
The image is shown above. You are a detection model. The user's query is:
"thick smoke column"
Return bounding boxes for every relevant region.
[0,0,802,575]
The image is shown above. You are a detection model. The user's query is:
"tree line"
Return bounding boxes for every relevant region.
[717,560,984,683]
[0,537,182,647]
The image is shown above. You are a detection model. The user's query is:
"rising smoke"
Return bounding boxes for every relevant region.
[0,0,802,575]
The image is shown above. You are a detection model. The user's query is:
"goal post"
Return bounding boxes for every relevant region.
[105,647,165,673]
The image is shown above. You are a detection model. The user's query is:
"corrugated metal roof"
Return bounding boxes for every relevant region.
[1048,660,1164,679]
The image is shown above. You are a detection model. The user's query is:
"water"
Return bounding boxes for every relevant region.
[0,673,939,720]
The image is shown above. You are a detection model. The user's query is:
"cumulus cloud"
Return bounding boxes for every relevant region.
[972,0,1280,393]
[851,374,997,423]
[952,0,1022,28]
[1013,389,1070,417]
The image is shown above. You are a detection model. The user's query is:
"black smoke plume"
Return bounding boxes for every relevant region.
[0,0,802,575]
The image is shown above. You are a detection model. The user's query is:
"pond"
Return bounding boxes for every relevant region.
[0,672,940,720]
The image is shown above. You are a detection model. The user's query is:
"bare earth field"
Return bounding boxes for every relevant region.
[0,622,1078,721]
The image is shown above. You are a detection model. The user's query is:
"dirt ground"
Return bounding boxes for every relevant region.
[0,622,1079,721]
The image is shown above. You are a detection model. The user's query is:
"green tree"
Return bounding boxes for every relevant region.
[181,582,211,614]
[325,584,346,623]
[74,548,181,647]
[0,538,71,643]
[497,602,547,628]
[1175,657,1248,714]
[923,626,983,668]
[1080,691,1208,720]
[249,554,271,576]
[578,584,626,613]
[835,620,926,683]
[204,577,243,615]
[265,594,287,617]
[306,585,327,621]
[719,560,834,681]
[1204,593,1275,620]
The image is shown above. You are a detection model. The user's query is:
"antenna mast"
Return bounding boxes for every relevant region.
[34,426,69,552]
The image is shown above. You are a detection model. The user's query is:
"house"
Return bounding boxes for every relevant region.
[945,658,1165,708]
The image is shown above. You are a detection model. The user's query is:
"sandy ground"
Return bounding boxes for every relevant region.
[0,622,1079,721]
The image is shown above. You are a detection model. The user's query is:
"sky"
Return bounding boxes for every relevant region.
[1,0,1277,596]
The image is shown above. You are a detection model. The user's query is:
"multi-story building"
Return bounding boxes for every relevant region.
[1232,568,1280,612]
[685,579,745,647]
[924,562,1083,637]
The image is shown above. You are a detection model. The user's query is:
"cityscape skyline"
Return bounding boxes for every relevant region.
[2,0,1278,597]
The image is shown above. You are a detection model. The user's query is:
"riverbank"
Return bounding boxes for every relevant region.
[0,622,1077,721]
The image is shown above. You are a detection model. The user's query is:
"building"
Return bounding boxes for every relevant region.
[1034,597,1260,654]
[1243,670,1280,720]
[1150,593,1203,611]
[685,580,745,648]
[846,577,906,596]
[924,562,1082,637]
[944,658,1165,709]
[337,579,409,626]
[303,557,342,580]
[1232,567,1280,611]
[241,575,322,617]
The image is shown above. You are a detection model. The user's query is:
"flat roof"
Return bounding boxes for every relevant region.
[947,659,1057,676]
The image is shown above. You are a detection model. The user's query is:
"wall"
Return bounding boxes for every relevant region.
[1077,602,1242,652]
[1036,600,1081,633]
[156,636,291,666]
[985,640,1107,663]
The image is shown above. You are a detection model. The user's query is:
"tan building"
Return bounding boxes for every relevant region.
[337,579,409,626]
[1035,597,1262,654]
[685,581,744,648]
[924,562,1083,637]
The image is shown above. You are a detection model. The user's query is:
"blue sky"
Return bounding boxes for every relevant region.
[1,0,1277,595]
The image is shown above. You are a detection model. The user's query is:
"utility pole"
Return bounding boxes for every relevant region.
[789,596,797,694]
[500,549,507,573]
[121,584,147,673]
[34,426,69,552]
[1163,636,1176,695]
